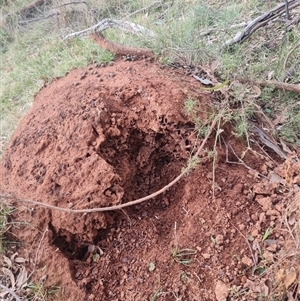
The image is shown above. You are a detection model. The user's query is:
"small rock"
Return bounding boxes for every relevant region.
[241,255,253,267]
[238,224,245,231]
[202,253,211,259]
[256,196,272,212]
[215,234,224,245]
[215,280,229,301]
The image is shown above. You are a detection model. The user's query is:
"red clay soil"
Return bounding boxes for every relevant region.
[0,59,295,301]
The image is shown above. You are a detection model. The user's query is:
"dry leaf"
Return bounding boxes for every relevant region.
[192,74,213,86]
[10,252,18,261]
[2,267,15,289]
[0,291,9,299]
[284,269,297,288]
[268,71,275,80]
[288,211,296,226]
[276,269,285,282]
[273,108,288,126]
[260,281,270,296]
[280,139,293,154]
[14,257,27,264]
[249,85,262,98]
[2,255,12,268]
[287,291,296,301]
[16,265,28,288]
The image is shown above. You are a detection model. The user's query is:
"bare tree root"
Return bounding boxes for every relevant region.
[223,0,300,48]
[91,32,154,58]
[64,18,155,57]
[0,115,221,214]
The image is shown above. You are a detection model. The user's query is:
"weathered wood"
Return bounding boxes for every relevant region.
[223,0,300,48]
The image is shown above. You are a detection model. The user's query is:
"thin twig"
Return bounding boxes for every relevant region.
[212,119,221,198]
[283,42,300,71]
[51,1,87,9]
[231,224,258,276]
[1,115,220,214]
[25,228,48,285]
[0,283,22,301]
[198,22,247,37]
[224,140,266,178]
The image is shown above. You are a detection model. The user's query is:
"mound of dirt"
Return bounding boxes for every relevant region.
[1,59,199,241]
[0,59,210,299]
[1,59,293,301]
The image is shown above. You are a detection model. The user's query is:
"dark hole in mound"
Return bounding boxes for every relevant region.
[98,124,188,203]
[49,223,88,260]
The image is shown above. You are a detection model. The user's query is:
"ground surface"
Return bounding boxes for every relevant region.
[1,59,299,301]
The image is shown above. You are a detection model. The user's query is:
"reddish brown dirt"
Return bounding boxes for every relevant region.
[0,59,295,301]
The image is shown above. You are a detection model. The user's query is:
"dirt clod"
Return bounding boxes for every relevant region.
[215,280,229,301]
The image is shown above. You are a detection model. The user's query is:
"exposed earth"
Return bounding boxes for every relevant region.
[1,59,300,301]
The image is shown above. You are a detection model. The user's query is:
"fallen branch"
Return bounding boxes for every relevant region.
[64,18,156,40]
[199,22,247,37]
[223,0,300,48]
[0,115,220,214]
[239,78,300,94]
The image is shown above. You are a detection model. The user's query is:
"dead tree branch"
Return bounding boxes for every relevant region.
[223,0,300,48]
[0,115,221,214]
[64,18,156,40]
[18,12,59,25]
[239,78,300,94]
